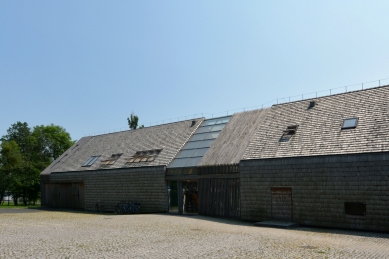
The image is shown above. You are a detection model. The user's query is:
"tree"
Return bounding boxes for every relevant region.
[32,124,75,162]
[1,122,74,205]
[0,141,22,203]
[127,113,142,130]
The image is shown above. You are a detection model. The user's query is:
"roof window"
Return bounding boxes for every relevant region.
[101,153,123,165]
[127,149,162,163]
[82,156,100,167]
[279,125,298,142]
[342,118,358,129]
[283,125,298,134]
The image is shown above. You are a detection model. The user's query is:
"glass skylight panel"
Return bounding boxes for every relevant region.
[196,125,213,134]
[191,148,208,157]
[184,157,202,167]
[170,158,189,168]
[169,116,231,168]
[204,131,220,140]
[197,139,215,148]
[82,156,100,167]
[201,118,219,126]
[216,117,231,124]
[342,118,358,129]
[82,157,94,166]
[183,141,201,150]
[188,133,207,142]
[176,149,195,158]
[210,123,226,132]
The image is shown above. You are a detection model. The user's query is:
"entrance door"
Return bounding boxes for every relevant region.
[271,187,292,221]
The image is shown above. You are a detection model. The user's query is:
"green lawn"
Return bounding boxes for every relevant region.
[0,201,41,209]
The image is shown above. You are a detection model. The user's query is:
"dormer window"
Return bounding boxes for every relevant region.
[101,153,123,165]
[127,149,162,163]
[342,118,358,129]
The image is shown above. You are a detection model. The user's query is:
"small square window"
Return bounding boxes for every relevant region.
[342,118,358,129]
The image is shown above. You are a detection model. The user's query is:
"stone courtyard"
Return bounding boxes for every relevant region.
[0,209,388,258]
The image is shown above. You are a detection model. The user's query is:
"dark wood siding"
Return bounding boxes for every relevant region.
[44,183,84,209]
[198,178,240,219]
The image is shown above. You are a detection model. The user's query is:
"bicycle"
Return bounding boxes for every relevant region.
[93,200,105,213]
[114,200,141,214]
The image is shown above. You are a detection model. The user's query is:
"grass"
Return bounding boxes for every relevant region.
[0,201,41,209]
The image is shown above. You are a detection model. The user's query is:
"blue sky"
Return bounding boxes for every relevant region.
[1,1,389,141]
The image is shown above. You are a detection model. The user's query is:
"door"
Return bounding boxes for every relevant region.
[271,187,292,221]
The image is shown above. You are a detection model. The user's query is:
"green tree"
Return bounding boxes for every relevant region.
[0,141,22,203]
[1,122,74,205]
[127,113,140,130]
[32,124,75,162]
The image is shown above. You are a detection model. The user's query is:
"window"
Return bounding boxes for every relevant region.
[82,156,100,167]
[279,125,298,142]
[169,116,231,168]
[342,118,358,129]
[126,149,162,163]
[101,153,122,165]
[345,202,366,216]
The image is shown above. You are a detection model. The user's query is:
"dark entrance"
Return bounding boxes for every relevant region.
[45,183,84,209]
[168,180,198,214]
[271,187,292,221]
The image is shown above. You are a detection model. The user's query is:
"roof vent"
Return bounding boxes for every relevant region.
[191,120,196,127]
[308,101,316,109]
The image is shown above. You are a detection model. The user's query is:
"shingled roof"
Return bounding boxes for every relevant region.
[41,119,203,175]
[198,108,270,166]
[243,85,389,159]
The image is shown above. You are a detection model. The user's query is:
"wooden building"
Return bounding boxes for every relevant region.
[41,85,389,232]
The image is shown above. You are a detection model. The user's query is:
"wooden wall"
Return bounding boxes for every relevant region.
[240,152,389,232]
[47,166,167,212]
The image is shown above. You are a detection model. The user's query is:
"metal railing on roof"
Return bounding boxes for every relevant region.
[85,77,389,136]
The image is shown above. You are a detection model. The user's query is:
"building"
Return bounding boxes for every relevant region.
[41,85,389,232]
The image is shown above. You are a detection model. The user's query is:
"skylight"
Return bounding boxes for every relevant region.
[169,116,231,168]
[342,118,358,129]
[101,153,123,165]
[82,156,100,167]
[279,125,299,142]
[127,149,162,163]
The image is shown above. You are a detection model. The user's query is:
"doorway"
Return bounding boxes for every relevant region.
[168,180,198,214]
[271,187,292,221]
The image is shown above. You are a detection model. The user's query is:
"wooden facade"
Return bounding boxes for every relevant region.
[44,183,84,209]
[198,178,240,219]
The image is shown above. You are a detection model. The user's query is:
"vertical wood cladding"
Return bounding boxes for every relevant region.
[48,166,167,213]
[198,178,240,219]
[240,152,389,232]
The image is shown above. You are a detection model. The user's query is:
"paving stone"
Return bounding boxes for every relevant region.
[1,210,389,258]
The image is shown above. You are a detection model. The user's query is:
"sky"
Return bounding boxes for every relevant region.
[1,1,389,141]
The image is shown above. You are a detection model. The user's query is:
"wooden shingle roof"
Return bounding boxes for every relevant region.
[243,85,389,159]
[199,108,270,166]
[41,119,203,175]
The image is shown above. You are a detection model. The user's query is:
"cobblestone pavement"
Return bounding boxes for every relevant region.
[1,209,389,258]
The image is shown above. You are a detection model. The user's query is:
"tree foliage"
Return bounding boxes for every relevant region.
[0,122,74,205]
[0,140,22,203]
[127,113,143,130]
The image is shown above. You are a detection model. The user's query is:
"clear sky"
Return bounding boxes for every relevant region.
[1,1,388,141]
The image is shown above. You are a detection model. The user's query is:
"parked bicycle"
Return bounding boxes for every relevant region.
[114,200,140,214]
[93,200,105,213]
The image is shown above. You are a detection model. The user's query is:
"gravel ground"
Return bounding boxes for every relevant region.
[0,209,388,258]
